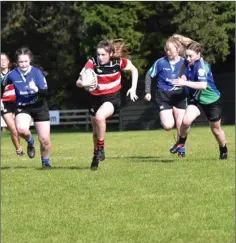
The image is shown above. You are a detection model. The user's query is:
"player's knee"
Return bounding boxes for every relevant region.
[211,126,221,136]
[95,114,105,123]
[39,137,51,149]
[16,127,28,137]
[162,123,174,131]
[182,119,191,129]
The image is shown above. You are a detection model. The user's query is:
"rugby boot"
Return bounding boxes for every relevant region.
[90,155,100,170]
[16,149,24,156]
[170,142,185,154]
[90,147,105,170]
[27,145,35,158]
[98,147,105,161]
[219,145,228,160]
[42,163,51,169]
[178,147,186,158]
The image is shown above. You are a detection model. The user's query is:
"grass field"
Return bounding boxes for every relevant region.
[1,126,235,243]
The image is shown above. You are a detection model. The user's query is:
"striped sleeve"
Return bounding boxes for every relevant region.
[84,59,95,69]
[148,60,159,78]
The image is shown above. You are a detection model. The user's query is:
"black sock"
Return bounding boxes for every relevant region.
[220,144,227,153]
[178,136,187,144]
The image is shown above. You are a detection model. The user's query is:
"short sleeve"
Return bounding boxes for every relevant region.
[84,59,95,69]
[120,58,128,70]
[147,60,159,78]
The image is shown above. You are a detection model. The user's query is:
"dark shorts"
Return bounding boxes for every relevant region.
[15,101,50,122]
[89,92,121,116]
[1,101,16,116]
[189,97,222,122]
[155,89,187,112]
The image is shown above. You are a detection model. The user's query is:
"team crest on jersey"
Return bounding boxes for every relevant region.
[198,68,205,76]
[96,68,103,73]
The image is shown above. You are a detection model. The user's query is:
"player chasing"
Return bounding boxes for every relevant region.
[170,41,228,160]
[3,47,52,168]
[76,39,138,170]
[144,34,193,157]
[1,53,24,156]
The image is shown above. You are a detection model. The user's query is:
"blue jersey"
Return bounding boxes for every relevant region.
[148,56,184,91]
[183,58,220,104]
[4,66,48,107]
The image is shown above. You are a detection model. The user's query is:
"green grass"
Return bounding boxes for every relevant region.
[1,126,235,243]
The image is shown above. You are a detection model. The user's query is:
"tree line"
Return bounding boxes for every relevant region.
[1,1,235,109]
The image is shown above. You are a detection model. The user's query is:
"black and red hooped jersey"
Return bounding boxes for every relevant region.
[84,57,128,96]
[1,72,16,102]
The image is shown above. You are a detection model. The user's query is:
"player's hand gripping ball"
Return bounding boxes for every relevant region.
[80,68,98,92]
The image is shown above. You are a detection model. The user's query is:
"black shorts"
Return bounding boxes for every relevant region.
[15,101,50,122]
[89,92,121,116]
[1,101,16,116]
[189,97,222,122]
[155,89,187,112]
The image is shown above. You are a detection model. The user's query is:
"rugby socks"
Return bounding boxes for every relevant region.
[26,135,34,147]
[41,157,50,165]
[219,144,227,153]
[94,139,104,155]
[178,136,187,144]
[97,139,104,148]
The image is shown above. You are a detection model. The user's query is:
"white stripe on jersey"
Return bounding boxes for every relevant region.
[97,78,121,90]
[2,89,15,97]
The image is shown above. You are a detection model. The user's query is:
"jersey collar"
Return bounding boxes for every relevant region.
[17,65,32,76]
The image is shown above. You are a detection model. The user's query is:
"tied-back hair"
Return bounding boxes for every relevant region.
[168,34,194,57]
[97,39,130,60]
[15,46,48,76]
[186,41,203,55]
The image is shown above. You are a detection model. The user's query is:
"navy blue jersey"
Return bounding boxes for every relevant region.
[183,58,220,104]
[4,66,48,107]
[148,56,184,91]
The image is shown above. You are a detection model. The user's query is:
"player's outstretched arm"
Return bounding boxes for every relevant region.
[124,60,139,102]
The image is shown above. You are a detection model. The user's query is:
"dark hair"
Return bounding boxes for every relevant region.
[15,47,33,62]
[186,41,202,55]
[97,39,129,59]
[15,47,48,76]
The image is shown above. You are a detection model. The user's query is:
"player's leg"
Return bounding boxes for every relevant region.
[15,111,35,158]
[34,121,51,167]
[209,120,227,159]
[90,117,98,155]
[90,101,114,170]
[2,110,23,156]
[159,109,175,131]
[170,104,200,153]
[33,104,51,167]
[173,107,186,157]
[202,99,228,160]
[156,89,175,131]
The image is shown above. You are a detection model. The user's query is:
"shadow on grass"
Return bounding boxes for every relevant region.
[1,166,89,170]
[108,155,175,163]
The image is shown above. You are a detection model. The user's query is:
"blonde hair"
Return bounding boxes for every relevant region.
[166,34,194,57]
[97,39,129,59]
